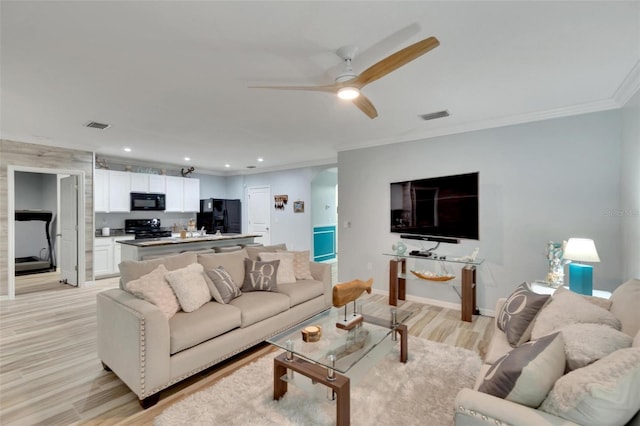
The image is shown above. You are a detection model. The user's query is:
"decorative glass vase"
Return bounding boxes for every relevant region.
[546,241,566,288]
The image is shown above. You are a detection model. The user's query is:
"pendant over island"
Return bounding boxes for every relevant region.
[118,234,261,261]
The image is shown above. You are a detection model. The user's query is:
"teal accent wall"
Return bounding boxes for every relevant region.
[313,225,336,262]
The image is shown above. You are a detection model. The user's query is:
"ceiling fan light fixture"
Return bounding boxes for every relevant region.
[337,87,360,100]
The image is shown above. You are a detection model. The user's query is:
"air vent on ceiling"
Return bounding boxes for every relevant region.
[246,165,257,169]
[85,121,111,130]
[419,110,450,121]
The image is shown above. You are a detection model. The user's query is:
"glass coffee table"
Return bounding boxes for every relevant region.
[267,302,414,426]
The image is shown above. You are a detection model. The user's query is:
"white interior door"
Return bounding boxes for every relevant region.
[60,175,78,285]
[247,186,271,245]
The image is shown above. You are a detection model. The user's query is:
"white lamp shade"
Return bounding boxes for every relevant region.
[563,238,600,262]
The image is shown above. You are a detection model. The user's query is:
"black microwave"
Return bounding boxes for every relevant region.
[130,192,166,211]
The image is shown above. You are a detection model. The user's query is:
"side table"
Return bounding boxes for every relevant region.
[530,281,612,299]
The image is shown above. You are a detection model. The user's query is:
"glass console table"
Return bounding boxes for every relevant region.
[383,253,484,322]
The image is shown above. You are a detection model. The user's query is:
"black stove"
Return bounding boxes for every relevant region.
[125,218,172,240]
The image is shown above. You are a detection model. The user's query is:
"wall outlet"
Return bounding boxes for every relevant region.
[366,262,372,270]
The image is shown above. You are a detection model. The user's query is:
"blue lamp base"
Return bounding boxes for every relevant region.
[569,263,593,296]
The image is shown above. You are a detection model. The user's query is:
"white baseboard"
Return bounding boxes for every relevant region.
[370,288,495,318]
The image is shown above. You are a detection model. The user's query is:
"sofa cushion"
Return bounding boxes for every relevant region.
[609,278,640,337]
[540,347,640,426]
[241,258,279,292]
[165,263,211,313]
[497,282,550,347]
[478,332,565,408]
[258,252,296,284]
[558,323,633,371]
[119,251,197,288]
[228,291,290,327]
[205,266,242,304]
[531,289,621,340]
[169,302,242,354]
[125,264,180,319]
[554,285,612,310]
[245,243,287,261]
[277,280,324,307]
[198,249,248,290]
[278,250,314,280]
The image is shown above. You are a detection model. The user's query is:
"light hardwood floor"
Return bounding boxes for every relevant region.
[1,271,493,426]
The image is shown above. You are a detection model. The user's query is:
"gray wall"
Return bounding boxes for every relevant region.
[338,110,627,312]
[620,90,640,280]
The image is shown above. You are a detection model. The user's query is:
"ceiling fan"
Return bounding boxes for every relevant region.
[249,36,440,119]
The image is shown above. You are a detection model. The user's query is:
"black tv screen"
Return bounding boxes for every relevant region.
[390,172,479,240]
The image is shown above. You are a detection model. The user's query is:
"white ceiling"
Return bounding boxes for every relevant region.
[1,1,639,175]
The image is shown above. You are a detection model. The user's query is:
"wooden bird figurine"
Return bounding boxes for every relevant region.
[332,278,373,308]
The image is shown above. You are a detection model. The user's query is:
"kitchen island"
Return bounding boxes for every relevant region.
[118,233,260,261]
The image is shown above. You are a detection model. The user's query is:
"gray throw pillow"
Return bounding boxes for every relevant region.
[241,258,279,292]
[205,266,242,304]
[479,332,565,408]
[497,282,550,347]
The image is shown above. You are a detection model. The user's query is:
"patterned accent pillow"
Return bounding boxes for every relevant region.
[557,323,632,370]
[278,250,314,280]
[540,348,640,425]
[165,263,211,312]
[205,266,242,304]
[479,332,565,408]
[258,252,296,284]
[241,258,279,292]
[126,264,180,319]
[497,282,551,347]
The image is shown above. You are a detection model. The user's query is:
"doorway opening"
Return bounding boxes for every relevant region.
[311,167,338,282]
[7,166,85,299]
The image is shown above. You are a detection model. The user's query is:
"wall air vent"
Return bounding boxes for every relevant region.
[419,110,450,121]
[246,165,257,169]
[85,121,111,130]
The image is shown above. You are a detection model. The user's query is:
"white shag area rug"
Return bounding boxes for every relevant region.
[155,337,481,426]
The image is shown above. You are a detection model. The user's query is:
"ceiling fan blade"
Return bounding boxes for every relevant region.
[354,36,440,88]
[352,94,378,119]
[248,84,337,93]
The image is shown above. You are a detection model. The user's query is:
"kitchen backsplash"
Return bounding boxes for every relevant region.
[96,211,196,231]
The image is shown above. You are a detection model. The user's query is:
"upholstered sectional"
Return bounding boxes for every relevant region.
[96,245,332,407]
[454,279,640,426]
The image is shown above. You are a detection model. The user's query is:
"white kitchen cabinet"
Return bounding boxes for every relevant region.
[94,238,113,277]
[95,235,134,278]
[130,173,166,193]
[165,176,199,212]
[183,178,200,212]
[149,174,166,193]
[108,171,131,212]
[94,170,109,212]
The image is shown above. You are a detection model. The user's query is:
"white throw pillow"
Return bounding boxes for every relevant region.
[554,286,612,310]
[165,263,211,312]
[540,348,640,426]
[278,249,314,280]
[125,264,180,319]
[258,252,296,284]
[531,289,621,340]
[558,323,633,370]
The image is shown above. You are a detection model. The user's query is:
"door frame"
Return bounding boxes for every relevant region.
[247,185,271,245]
[7,165,86,299]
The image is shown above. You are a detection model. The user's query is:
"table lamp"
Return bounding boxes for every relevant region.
[563,238,600,295]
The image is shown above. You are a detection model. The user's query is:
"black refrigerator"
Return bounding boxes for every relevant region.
[197,199,241,234]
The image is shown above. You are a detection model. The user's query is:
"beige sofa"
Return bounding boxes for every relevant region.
[97,245,332,407]
[454,279,640,426]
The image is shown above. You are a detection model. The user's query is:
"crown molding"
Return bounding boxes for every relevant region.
[614,59,640,107]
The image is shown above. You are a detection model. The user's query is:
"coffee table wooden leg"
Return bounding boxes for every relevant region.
[273,358,288,400]
[396,323,408,363]
[336,380,350,426]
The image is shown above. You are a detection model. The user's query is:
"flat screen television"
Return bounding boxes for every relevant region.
[390,172,479,240]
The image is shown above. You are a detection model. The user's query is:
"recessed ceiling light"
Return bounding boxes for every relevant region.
[224,164,231,168]
[184,157,190,161]
[257,158,264,162]
[123,147,132,152]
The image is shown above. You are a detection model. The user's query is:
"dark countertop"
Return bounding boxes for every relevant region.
[117,233,260,247]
